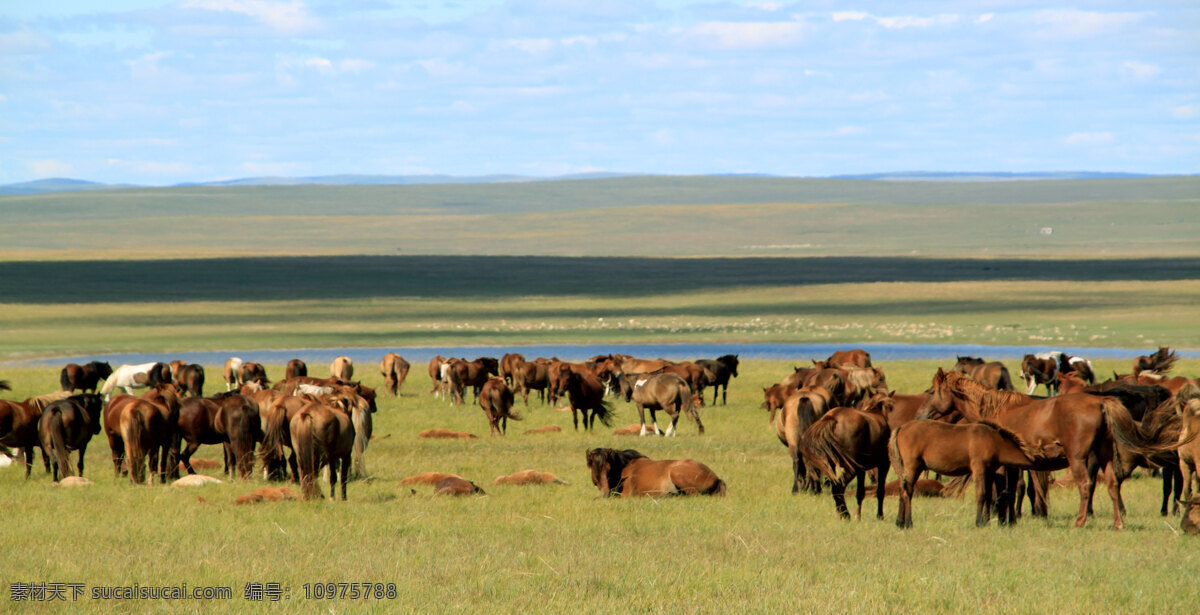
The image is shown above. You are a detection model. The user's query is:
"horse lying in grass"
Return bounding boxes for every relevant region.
[586,448,725,497]
[889,419,1063,528]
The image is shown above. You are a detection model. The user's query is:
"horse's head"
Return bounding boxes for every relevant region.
[586,448,613,495]
[617,375,636,402]
[1034,439,1065,460]
[917,368,958,421]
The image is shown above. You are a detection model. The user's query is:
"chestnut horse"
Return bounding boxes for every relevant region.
[776,387,831,494]
[515,359,552,406]
[619,372,703,437]
[696,354,739,405]
[290,400,355,500]
[173,364,205,397]
[918,369,1179,529]
[800,406,891,520]
[380,353,410,396]
[104,384,182,483]
[59,361,113,394]
[176,393,262,480]
[285,359,308,381]
[890,419,1062,528]
[0,396,48,478]
[38,394,105,481]
[827,349,871,368]
[448,357,499,405]
[952,356,1014,391]
[1135,347,1178,375]
[586,448,725,497]
[239,362,269,387]
[499,353,526,387]
[562,369,614,432]
[330,356,354,381]
[479,378,521,436]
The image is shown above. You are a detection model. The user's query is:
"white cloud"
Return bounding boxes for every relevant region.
[831,11,958,29]
[180,0,319,34]
[1032,10,1144,39]
[106,158,199,175]
[975,13,994,25]
[747,2,783,11]
[305,57,333,74]
[832,12,869,22]
[338,59,374,73]
[0,28,51,54]
[691,19,806,49]
[1121,60,1160,80]
[505,38,554,54]
[29,159,74,177]
[836,126,866,136]
[125,51,173,80]
[1172,105,1198,120]
[1065,132,1114,146]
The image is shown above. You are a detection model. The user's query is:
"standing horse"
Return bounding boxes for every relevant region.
[479,378,521,436]
[285,359,308,381]
[917,369,1179,529]
[380,353,410,396]
[776,388,831,494]
[174,364,205,397]
[331,356,354,381]
[104,384,182,483]
[224,358,244,391]
[586,448,725,497]
[60,362,113,394]
[428,356,448,397]
[562,370,615,432]
[100,362,172,400]
[239,362,269,387]
[1020,353,1060,395]
[1135,347,1178,375]
[828,349,872,368]
[0,397,48,477]
[177,393,262,480]
[500,353,526,387]
[890,419,1062,528]
[953,357,1014,391]
[800,406,891,520]
[449,357,499,405]
[619,373,703,437]
[290,400,355,500]
[696,354,739,405]
[38,394,105,481]
[516,360,552,406]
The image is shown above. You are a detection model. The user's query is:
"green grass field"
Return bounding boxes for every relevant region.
[2,359,1197,614]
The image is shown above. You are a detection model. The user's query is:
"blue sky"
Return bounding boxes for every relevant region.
[1,1,1197,184]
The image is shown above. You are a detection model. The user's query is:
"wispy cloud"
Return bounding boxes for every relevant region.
[690,18,807,49]
[831,11,958,29]
[1065,132,1114,146]
[1172,105,1198,120]
[180,0,319,34]
[1121,60,1160,80]
[1031,10,1144,39]
[29,159,74,177]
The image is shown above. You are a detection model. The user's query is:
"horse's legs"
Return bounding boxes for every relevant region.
[571,407,579,431]
[666,412,680,438]
[501,416,507,435]
[108,435,125,477]
[22,446,34,479]
[972,465,990,527]
[831,473,851,520]
[341,454,350,500]
[998,467,1019,526]
[1068,459,1093,529]
[853,470,867,520]
[179,441,201,475]
[76,441,88,478]
[637,404,649,436]
[789,445,801,494]
[1029,470,1049,517]
[1163,466,1182,516]
[1104,463,1124,531]
[148,447,160,486]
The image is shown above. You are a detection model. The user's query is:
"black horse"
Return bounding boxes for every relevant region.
[696,354,739,405]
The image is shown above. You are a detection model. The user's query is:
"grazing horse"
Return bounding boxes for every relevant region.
[173,364,205,397]
[0,396,48,478]
[37,394,105,481]
[1061,355,1096,385]
[499,353,526,386]
[828,349,872,368]
[380,353,410,396]
[562,369,615,432]
[330,356,354,381]
[59,362,113,394]
[776,388,831,494]
[762,383,792,424]
[1135,347,1178,375]
[479,378,521,436]
[428,356,448,397]
[618,357,674,378]
[100,362,172,400]
[952,356,1014,391]
[285,359,308,381]
[917,369,1179,530]
[105,384,183,483]
[176,393,262,480]
[224,358,244,391]
[239,362,269,387]
[651,362,714,401]
[515,360,552,406]
[800,406,891,520]
[290,400,355,500]
[619,373,703,437]
[586,448,725,497]
[890,419,1062,528]
[448,357,499,405]
[696,354,739,405]
[1020,353,1060,395]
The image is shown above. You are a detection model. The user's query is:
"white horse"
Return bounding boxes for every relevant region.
[224,357,244,391]
[100,362,169,401]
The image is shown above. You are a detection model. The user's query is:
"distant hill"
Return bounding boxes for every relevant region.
[0,177,138,195]
[829,171,1158,181]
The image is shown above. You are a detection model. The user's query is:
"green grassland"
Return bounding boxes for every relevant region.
[2,176,1198,259]
[2,359,1198,614]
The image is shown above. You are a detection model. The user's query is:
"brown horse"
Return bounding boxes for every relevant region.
[223,358,244,391]
[104,384,182,483]
[547,361,592,405]
[435,476,486,496]
[380,353,410,396]
[800,406,891,520]
[448,357,499,405]
[290,400,355,500]
[762,383,792,423]
[1177,393,1200,503]
[696,354,739,405]
[776,387,831,494]
[428,356,448,397]
[618,357,674,377]
[586,448,725,497]
[285,359,308,381]
[918,369,1180,529]
[240,362,269,387]
[110,398,166,485]
[889,419,1062,528]
[1020,353,1060,395]
[176,393,262,480]
[562,369,615,431]
[620,372,703,436]
[952,356,1014,391]
[173,364,205,397]
[330,356,354,381]
[1135,346,1178,375]
[479,378,521,436]
[828,349,872,368]
[499,353,526,386]
[59,361,113,393]
[515,359,552,405]
[37,394,105,481]
[0,396,48,478]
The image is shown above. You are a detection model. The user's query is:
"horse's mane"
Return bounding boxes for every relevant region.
[587,448,645,494]
[1139,347,1178,374]
[977,419,1046,459]
[942,372,1028,420]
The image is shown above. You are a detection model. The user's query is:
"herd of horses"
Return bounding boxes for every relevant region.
[4,346,1200,531]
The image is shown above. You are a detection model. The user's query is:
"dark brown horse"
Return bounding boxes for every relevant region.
[889,419,1062,528]
[696,354,739,405]
[479,378,521,436]
[586,448,725,497]
[0,396,48,478]
[952,356,1014,391]
[547,361,592,405]
[38,394,105,481]
[562,369,614,431]
[240,362,269,387]
[380,352,410,396]
[59,362,113,394]
[800,406,891,520]
[515,359,552,405]
[177,393,262,480]
[290,400,355,500]
[285,359,308,381]
[173,364,205,397]
[448,357,499,405]
[1135,346,1178,375]
[918,369,1180,529]
[776,387,830,494]
[620,372,703,436]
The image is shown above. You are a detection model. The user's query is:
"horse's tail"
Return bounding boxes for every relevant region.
[257,402,286,475]
[800,415,860,482]
[232,406,257,481]
[351,405,370,478]
[121,407,147,485]
[1102,396,1181,460]
[706,478,727,497]
[44,407,73,479]
[997,366,1015,392]
[888,425,906,497]
[293,411,320,499]
[682,388,703,435]
[591,398,616,428]
[59,368,72,392]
